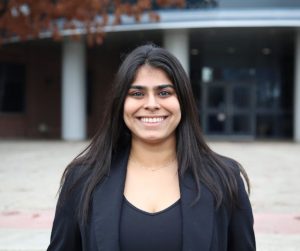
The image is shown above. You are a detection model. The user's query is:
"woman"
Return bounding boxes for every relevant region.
[47,44,256,251]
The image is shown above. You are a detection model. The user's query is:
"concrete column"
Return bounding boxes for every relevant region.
[294,30,300,142]
[62,39,86,140]
[163,29,189,75]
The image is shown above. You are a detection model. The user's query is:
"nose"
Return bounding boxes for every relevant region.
[144,94,160,111]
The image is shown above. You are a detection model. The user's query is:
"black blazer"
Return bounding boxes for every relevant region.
[47,149,256,251]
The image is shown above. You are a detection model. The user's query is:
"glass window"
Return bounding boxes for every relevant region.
[256,114,293,138]
[207,86,225,109]
[201,67,213,83]
[233,86,251,109]
[207,114,225,133]
[0,63,26,113]
[202,66,256,82]
[233,115,251,134]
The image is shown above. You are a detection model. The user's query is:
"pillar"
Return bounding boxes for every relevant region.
[62,39,87,140]
[294,29,300,142]
[163,29,190,75]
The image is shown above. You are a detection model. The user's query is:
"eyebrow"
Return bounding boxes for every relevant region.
[129,84,174,90]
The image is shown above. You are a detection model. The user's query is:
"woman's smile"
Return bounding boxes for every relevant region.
[137,116,168,125]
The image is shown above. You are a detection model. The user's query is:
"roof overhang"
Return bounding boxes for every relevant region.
[104,8,300,31]
[5,8,300,42]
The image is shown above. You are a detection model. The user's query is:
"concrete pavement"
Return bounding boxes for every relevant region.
[0,140,300,250]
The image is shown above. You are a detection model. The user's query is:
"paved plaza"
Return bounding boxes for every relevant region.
[0,140,300,250]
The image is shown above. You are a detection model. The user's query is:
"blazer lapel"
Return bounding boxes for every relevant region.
[180,172,214,251]
[92,149,129,251]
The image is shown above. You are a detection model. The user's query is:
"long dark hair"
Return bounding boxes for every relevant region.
[60,43,250,224]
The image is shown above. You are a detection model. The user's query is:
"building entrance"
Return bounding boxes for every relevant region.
[201,80,255,138]
[190,28,294,140]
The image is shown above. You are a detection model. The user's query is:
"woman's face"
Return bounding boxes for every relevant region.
[123,65,181,144]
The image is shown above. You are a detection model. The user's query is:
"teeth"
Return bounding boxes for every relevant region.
[141,117,165,123]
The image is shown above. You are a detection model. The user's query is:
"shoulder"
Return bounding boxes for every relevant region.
[219,155,252,208]
[61,164,88,194]
[216,154,241,172]
[213,153,251,207]
[57,164,90,213]
[216,154,247,187]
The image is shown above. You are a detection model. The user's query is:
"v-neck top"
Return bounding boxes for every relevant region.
[119,196,182,251]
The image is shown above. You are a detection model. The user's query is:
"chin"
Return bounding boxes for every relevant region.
[140,134,174,145]
[142,136,162,143]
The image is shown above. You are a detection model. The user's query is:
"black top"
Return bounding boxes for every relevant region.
[119,196,182,251]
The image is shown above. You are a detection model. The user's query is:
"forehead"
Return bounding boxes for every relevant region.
[131,65,173,87]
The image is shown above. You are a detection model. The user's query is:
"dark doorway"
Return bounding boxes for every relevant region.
[190,28,294,139]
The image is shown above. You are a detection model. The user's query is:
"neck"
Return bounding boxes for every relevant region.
[129,136,177,168]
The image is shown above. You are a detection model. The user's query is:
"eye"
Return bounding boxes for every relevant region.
[128,91,144,97]
[159,90,171,97]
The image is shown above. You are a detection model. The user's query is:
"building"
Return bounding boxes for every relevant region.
[0,0,300,141]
